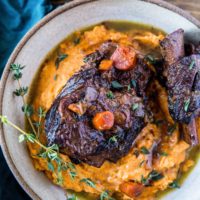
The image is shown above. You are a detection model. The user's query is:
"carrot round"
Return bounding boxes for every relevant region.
[99,59,113,71]
[120,182,144,198]
[92,111,114,131]
[111,46,137,71]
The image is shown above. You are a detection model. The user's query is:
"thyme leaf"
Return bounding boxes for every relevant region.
[83,56,89,63]
[18,133,36,143]
[108,135,118,144]
[184,99,190,112]
[140,146,149,154]
[80,178,96,188]
[38,107,46,118]
[67,162,76,171]
[0,116,8,124]
[189,60,195,70]
[10,64,25,80]
[13,86,28,96]
[18,134,25,143]
[160,152,168,156]
[100,190,114,200]
[22,104,34,117]
[168,180,180,189]
[69,171,77,180]
[127,84,131,91]
[111,81,123,90]
[106,91,115,99]
[139,160,145,167]
[141,170,164,186]
[55,53,68,69]
[67,194,77,200]
[145,55,156,65]
[131,79,137,88]
[48,162,55,172]
[132,103,139,111]
[57,172,63,185]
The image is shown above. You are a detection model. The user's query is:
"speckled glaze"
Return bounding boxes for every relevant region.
[0,0,200,200]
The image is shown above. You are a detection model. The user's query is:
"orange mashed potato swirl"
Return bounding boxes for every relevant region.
[28,25,195,200]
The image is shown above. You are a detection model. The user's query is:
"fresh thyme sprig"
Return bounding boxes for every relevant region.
[0,115,75,185]
[10,64,37,135]
[6,63,116,200]
[1,113,115,198]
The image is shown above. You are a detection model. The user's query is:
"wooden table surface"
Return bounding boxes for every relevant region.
[167,0,200,20]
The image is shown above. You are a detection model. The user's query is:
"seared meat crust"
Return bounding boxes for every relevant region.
[45,42,152,167]
[160,30,200,124]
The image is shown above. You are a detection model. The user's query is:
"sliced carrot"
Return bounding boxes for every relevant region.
[111,46,137,71]
[120,182,144,198]
[99,59,113,71]
[92,111,114,131]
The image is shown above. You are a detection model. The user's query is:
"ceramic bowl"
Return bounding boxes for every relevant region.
[0,0,200,200]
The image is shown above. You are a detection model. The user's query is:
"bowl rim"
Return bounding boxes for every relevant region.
[0,0,200,199]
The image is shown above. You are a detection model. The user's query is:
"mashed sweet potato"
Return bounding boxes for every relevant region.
[28,25,195,200]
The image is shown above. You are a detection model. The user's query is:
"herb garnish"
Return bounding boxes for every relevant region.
[80,178,96,188]
[189,60,195,70]
[83,56,89,63]
[100,190,114,200]
[184,99,190,112]
[69,171,77,180]
[55,53,68,69]
[132,103,139,111]
[139,160,145,167]
[10,64,37,134]
[141,170,164,186]
[10,64,25,80]
[5,63,116,200]
[48,161,55,172]
[13,86,28,96]
[67,194,77,200]
[127,84,131,91]
[168,180,180,189]
[159,152,168,156]
[108,135,118,144]
[140,146,149,155]
[111,81,123,90]
[22,104,34,117]
[106,91,115,99]
[145,55,156,65]
[131,79,137,88]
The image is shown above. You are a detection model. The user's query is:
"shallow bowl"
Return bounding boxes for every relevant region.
[1,0,200,199]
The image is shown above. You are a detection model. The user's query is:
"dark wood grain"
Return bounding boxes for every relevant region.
[166,0,200,20]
